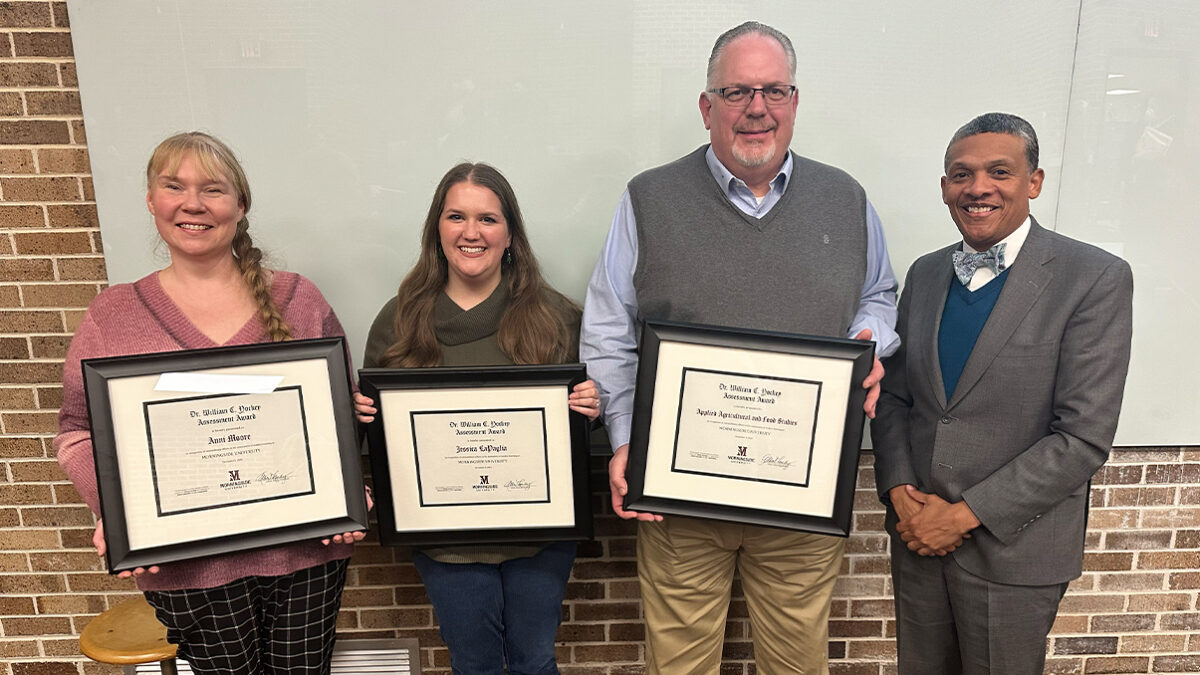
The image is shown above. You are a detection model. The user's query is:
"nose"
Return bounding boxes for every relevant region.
[744,89,769,115]
[461,217,481,238]
[965,173,994,198]
[181,189,205,212]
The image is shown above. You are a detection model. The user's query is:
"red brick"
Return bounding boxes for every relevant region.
[11,30,73,56]
[1091,613,1156,632]
[1160,613,1200,630]
[573,644,640,663]
[1145,463,1200,484]
[2,410,58,433]
[1121,633,1187,653]
[1106,530,1173,550]
[1153,654,1200,672]
[573,601,641,621]
[13,230,91,254]
[21,282,98,307]
[0,483,52,504]
[0,258,54,282]
[9,458,67,481]
[1,436,45,457]
[2,175,79,200]
[1126,592,1192,611]
[1,615,72,635]
[1108,486,1176,506]
[0,91,21,114]
[0,120,71,144]
[37,147,90,174]
[30,335,69,358]
[1095,572,1165,591]
[0,573,66,593]
[0,148,36,173]
[359,608,431,628]
[70,117,86,143]
[1142,508,1200,529]
[0,335,30,358]
[1082,656,1149,673]
[0,386,37,408]
[1054,636,1118,655]
[1084,552,1134,571]
[829,619,884,637]
[0,283,22,306]
[1139,551,1200,569]
[1093,464,1144,485]
[30,550,104,571]
[12,664,79,675]
[55,256,106,281]
[66,572,137,592]
[22,505,95,527]
[0,204,45,227]
[0,309,64,332]
[0,596,36,615]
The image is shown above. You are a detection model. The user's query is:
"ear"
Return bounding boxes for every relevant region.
[940,175,950,205]
[699,91,713,130]
[146,191,155,216]
[1027,168,1045,199]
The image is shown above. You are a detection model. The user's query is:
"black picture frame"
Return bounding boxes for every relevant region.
[82,337,367,573]
[624,320,874,536]
[359,364,592,547]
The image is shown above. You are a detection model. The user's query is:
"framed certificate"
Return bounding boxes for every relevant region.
[359,364,592,547]
[82,337,368,573]
[623,320,875,536]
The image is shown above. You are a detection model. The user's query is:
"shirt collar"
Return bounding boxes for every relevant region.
[963,216,1031,266]
[705,146,791,198]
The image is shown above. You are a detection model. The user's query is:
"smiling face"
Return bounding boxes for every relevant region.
[146,154,245,263]
[941,132,1045,251]
[700,33,797,184]
[439,181,512,296]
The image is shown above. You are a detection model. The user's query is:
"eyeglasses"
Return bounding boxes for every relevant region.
[706,85,796,107]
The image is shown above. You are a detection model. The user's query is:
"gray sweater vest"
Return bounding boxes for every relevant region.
[629,146,867,337]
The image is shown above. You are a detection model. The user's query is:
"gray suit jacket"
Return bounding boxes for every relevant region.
[872,219,1133,586]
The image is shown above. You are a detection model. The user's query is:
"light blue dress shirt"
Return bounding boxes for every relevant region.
[580,147,900,450]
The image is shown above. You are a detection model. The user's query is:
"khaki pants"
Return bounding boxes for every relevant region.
[638,516,845,675]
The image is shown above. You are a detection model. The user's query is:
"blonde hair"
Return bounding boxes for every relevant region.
[146,132,291,342]
[380,163,577,367]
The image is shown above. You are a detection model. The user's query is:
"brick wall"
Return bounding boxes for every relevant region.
[2,3,1199,674]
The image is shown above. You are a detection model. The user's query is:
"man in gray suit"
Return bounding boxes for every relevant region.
[872,112,1134,674]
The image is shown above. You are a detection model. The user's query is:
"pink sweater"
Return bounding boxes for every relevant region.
[55,271,355,591]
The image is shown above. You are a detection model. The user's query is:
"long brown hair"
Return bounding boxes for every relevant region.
[146,132,291,342]
[380,163,577,366]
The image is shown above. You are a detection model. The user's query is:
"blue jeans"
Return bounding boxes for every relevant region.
[413,542,576,675]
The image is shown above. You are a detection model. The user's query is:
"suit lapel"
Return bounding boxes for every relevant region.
[946,220,1055,409]
[917,252,955,410]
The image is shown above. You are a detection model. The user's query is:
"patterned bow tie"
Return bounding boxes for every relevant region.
[951,243,1006,286]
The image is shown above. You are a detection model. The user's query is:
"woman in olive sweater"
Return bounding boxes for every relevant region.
[355,162,598,675]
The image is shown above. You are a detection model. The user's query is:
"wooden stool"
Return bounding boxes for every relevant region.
[80,596,178,674]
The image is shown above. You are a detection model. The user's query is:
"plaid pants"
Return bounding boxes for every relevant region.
[143,558,349,675]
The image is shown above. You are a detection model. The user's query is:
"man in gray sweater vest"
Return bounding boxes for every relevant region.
[581,21,899,674]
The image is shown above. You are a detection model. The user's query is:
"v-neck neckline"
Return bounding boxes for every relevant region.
[138,271,270,349]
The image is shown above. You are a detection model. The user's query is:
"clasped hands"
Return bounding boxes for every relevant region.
[890,484,980,557]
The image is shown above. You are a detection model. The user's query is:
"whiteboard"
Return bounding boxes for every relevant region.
[66,1,1197,444]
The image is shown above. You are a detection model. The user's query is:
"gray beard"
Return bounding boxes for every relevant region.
[732,142,776,169]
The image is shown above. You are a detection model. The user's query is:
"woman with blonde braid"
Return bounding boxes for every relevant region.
[55,132,361,675]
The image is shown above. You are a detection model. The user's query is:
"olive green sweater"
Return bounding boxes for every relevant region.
[364,280,581,564]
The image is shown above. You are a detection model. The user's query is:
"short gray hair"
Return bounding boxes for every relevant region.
[946,112,1039,172]
[706,21,797,89]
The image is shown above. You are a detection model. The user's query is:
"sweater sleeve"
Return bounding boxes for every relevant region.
[54,310,105,515]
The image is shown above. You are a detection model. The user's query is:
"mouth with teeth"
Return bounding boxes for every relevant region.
[176,223,212,231]
[963,204,998,215]
[458,246,486,254]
